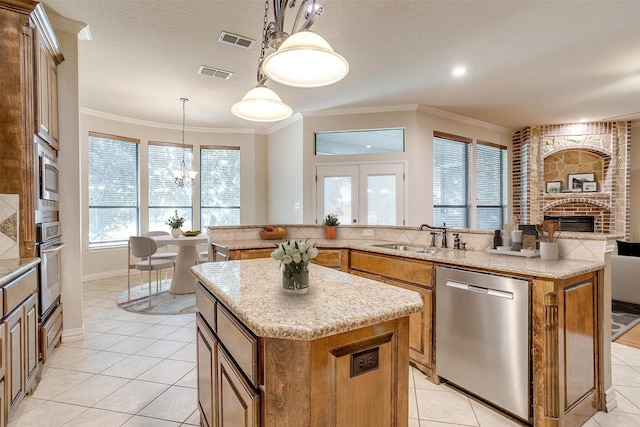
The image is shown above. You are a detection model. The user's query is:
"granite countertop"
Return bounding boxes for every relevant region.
[0,258,41,284]
[190,258,424,341]
[210,238,605,280]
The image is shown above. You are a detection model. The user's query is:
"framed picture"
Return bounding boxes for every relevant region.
[546,181,562,193]
[568,173,595,192]
[582,181,597,192]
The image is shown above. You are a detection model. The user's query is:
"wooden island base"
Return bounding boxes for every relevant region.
[262,318,409,427]
[193,259,423,427]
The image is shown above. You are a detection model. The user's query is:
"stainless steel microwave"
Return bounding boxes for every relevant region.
[40,155,59,202]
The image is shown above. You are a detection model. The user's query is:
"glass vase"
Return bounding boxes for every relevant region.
[282,262,309,293]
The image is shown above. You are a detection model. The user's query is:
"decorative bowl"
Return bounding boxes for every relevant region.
[181,230,201,237]
[260,230,286,240]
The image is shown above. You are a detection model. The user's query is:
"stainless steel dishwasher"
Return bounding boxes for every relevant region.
[436,266,531,422]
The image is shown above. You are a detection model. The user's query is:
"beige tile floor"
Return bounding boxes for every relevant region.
[7,274,640,426]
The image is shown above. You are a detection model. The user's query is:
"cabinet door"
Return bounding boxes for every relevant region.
[4,307,24,412]
[196,315,217,427]
[217,345,259,427]
[35,28,59,150]
[24,294,38,393]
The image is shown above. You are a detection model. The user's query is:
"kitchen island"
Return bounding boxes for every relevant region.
[206,225,613,427]
[191,258,424,427]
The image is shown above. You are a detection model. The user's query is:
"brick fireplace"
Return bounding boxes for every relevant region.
[512,122,630,237]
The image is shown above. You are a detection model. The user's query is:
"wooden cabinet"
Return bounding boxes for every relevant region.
[196,314,217,427]
[39,302,62,364]
[228,247,348,270]
[217,345,259,427]
[1,267,39,422]
[0,1,37,258]
[531,272,600,427]
[0,324,6,427]
[196,282,260,427]
[229,248,273,261]
[350,250,436,380]
[32,4,63,151]
[312,248,348,271]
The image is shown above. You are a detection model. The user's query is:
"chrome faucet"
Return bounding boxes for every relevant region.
[418,223,448,248]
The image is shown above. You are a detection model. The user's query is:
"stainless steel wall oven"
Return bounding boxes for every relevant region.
[36,221,65,322]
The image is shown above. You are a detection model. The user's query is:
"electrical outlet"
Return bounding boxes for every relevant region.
[350,347,379,377]
[363,229,374,237]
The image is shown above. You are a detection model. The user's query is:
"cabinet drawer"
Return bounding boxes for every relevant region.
[196,282,217,332]
[216,304,259,387]
[313,249,344,269]
[350,251,433,287]
[3,268,37,315]
[40,303,62,364]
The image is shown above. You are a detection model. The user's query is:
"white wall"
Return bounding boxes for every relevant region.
[80,113,267,278]
[56,27,83,339]
[267,117,304,223]
[289,106,512,226]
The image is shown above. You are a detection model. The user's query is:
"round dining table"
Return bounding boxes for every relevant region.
[152,234,209,294]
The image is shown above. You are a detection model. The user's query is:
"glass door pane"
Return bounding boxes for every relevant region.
[316,166,358,225]
[360,163,404,226]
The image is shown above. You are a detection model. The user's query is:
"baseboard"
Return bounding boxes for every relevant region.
[61,327,85,342]
[82,270,129,282]
[605,386,617,412]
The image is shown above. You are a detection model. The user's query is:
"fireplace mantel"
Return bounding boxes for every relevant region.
[512,122,630,238]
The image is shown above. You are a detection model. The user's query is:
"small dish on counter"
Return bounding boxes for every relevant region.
[181,230,201,236]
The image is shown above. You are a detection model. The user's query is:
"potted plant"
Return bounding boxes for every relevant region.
[323,213,340,240]
[167,210,185,238]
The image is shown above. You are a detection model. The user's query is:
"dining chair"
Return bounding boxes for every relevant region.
[128,236,175,308]
[142,231,178,281]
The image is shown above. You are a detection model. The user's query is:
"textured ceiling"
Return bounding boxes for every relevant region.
[43,0,640,131]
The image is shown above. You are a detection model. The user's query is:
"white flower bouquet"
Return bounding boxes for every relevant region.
[271,240,318,291]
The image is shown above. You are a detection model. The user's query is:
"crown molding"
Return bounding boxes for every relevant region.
[81,108,266,135]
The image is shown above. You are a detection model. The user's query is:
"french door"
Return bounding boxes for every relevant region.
[316,163,405,225]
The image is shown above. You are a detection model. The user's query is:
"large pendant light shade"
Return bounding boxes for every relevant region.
[231,85,293,122]
[262,31,349,88]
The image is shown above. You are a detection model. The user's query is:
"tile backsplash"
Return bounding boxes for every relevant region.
[0,194,19,259]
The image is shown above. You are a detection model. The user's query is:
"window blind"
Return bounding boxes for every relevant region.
[433,133,471,228]
[148,142,193,231]
[476,141,507,230]
[88,133,139,247]
[200,146,241,228]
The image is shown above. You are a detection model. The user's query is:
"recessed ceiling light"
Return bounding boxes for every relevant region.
[578,118,588,123]
[366,145,372,148]
[452,66,467,76]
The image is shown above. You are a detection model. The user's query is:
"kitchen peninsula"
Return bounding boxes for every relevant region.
[205,224,615,427]
[191,258,424,427]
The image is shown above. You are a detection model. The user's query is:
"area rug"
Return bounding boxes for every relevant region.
[612,300,640,341]
[116,281,196,315]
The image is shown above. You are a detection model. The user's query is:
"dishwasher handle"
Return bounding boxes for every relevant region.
[445,280,514,300]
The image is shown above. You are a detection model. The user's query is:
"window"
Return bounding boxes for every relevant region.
[433,132,508,230]
[88,132,139,247]
[476,141,508,230]
[433,132,471,228]
[200,146,240,229]
[148,142,194,231]
[315,128,405,155]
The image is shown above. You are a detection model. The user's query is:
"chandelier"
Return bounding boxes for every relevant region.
[232,0,349,122]
[174,98,198,188]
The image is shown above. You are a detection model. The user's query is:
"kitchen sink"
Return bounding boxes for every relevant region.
[372,243,442,254]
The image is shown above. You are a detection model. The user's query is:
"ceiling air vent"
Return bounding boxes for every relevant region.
[218,31,255,49]
[198,66,233,80]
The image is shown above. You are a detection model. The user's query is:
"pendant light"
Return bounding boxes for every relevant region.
[231,0,348,122]
[174,98,197,188]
